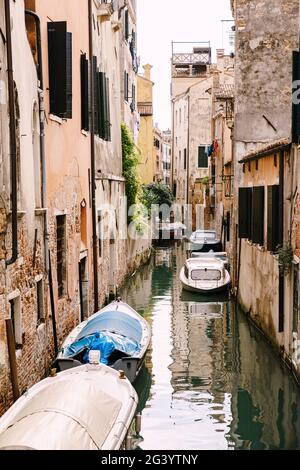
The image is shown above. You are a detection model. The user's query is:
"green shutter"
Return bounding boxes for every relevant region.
[80,54,89,131]
[106,77,111,142]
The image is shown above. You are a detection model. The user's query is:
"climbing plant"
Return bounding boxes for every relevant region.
[121,123,141,219]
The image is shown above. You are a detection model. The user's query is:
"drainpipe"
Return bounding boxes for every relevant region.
[25,10,49,272]
[5,0,18,266]
[88,0,99,312]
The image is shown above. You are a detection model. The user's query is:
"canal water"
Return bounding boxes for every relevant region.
[121,245,300,450]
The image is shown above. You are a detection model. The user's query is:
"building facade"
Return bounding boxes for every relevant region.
[231,0,300,380]
[137,64,154,185]
[162,130,172,187]
[0,0,49,414]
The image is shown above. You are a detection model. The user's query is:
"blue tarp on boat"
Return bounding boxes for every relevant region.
[63,330,141,365]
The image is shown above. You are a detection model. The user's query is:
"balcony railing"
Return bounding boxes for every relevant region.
[138,103,153,116]
[172,52,210,66]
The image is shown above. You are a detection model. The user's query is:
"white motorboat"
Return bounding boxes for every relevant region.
[191,251,230,270]
[0,364,138,450]
[180,257,231,294]
[188,230,223,252]
[56,299,151,384]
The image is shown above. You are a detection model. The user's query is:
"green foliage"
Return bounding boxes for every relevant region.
[121,123,141,218]
[200,176,210,185]
[141,182,174,215]
[277,243,294,276]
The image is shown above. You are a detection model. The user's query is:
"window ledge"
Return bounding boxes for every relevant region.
[81,130,89,137]
[35,208,47,216]
[49,114,63,125]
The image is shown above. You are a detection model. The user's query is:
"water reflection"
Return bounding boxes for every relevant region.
[121,245,300,450]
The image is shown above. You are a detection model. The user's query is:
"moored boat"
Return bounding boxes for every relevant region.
[190,251,230,270]
[188,230,223,252]
[180,257,230,294]
[55,299,151,383]
[0,364,138,450]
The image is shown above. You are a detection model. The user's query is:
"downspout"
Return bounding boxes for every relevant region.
[5,0,18,266]
[25,10,49,272]
[88,0,99,312]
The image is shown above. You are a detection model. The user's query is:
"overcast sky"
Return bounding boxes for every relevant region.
[137,0,233,130]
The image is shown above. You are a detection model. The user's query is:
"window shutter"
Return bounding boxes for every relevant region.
[97,72,105,139]
[198,146,208,168]
[292,51,300,143]
[252,186,265,246]
[125,10,129,40]
[106,77,111,142]
[267,185,279,252]
[65,32,72,119]
[48,22,72,118]
[239,187,251,238]
[80,54,89,131]
[93,57,99,135]
[226,211,231,242]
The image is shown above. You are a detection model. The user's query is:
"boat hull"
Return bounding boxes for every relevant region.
[180,268,230,295]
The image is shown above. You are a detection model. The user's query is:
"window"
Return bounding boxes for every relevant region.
[9,295,22,349]
[198,146,208,168]
[252,186,265,246]
[36,279,45,325]
[267,185,279,252]
[48,22,72,118]
[80,53,89,131]
[184,148,187,170]
[56,215,67,298]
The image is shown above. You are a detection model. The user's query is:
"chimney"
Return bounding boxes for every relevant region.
[143,64,153,80]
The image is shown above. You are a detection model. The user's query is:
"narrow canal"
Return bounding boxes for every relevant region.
[121,245,300,450]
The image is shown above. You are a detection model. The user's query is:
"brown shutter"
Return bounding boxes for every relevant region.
[267,185,279,252]
[252,186,265,246]
[239,187,251,239]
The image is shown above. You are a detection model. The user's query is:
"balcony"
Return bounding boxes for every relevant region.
[138,102,153,116]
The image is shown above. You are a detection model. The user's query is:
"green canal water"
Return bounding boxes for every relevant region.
[121,245,300,450]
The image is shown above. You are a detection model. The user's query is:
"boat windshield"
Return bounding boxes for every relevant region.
[191,269,222,281]
[194,232,216,240]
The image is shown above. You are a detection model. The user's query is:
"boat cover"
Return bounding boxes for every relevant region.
[63,331,141,364]
[0,375,122,450]
[75,311,143,343]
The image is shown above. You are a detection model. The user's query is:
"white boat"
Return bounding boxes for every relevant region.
[0,364,138,450]
[188,230,223,252]
[180,257,231,294]
[56,299,151,384]
[191,251,230,270]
